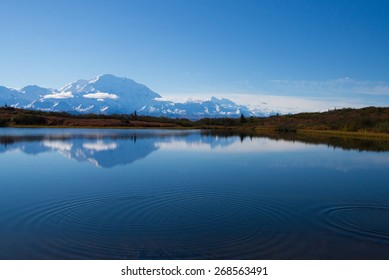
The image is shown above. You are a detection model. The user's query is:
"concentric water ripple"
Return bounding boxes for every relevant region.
[3,190,301,259]
[318,205,389,241]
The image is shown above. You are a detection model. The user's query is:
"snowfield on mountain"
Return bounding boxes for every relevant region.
[0,74,259,119]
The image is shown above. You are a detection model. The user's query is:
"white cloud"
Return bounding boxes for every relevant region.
[161,77,389,114]
[42,140,73,151]
[83,141,117,151]
[270,78,389,96]
[83,92,118,99]
[226,94,375,114]
[156,138,314,153]
[43,92,73,99]
[161,92,374,114]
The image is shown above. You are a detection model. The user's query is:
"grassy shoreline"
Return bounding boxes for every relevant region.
[1,106,389,140]
[4,125,389,141]
[297,129,389,140]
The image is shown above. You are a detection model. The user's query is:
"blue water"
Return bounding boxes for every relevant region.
[1,128,389,259]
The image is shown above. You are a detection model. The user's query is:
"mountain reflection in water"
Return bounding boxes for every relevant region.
[1,128,389,259]
[0,129,237,168]
[1,128,389,168]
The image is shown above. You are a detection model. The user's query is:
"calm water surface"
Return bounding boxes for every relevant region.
[1,128,389,259]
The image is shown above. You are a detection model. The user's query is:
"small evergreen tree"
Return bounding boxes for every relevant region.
[240,114,247,124]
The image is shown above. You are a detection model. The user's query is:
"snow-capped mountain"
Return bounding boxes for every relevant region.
[0,74,258,119]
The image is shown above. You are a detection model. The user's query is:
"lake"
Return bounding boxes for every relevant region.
[1,128,389,259]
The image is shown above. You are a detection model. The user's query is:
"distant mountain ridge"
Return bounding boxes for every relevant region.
[0,74,258,119]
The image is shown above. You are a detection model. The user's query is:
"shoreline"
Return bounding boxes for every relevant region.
[2,106,389,140]
[2,125,389,140]
[297,129,389,140]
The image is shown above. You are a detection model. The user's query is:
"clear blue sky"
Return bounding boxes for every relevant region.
[1,0,388,111]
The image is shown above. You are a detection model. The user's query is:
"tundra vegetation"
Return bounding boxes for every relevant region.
[1,106,389,137]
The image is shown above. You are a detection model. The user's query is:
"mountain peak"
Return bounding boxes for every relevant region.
[90,74,161,99]
[60,79,89,93]
[95,74,126,81]
[0,75,260,118]
[210,96,237,106]
[21,85,52,94]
